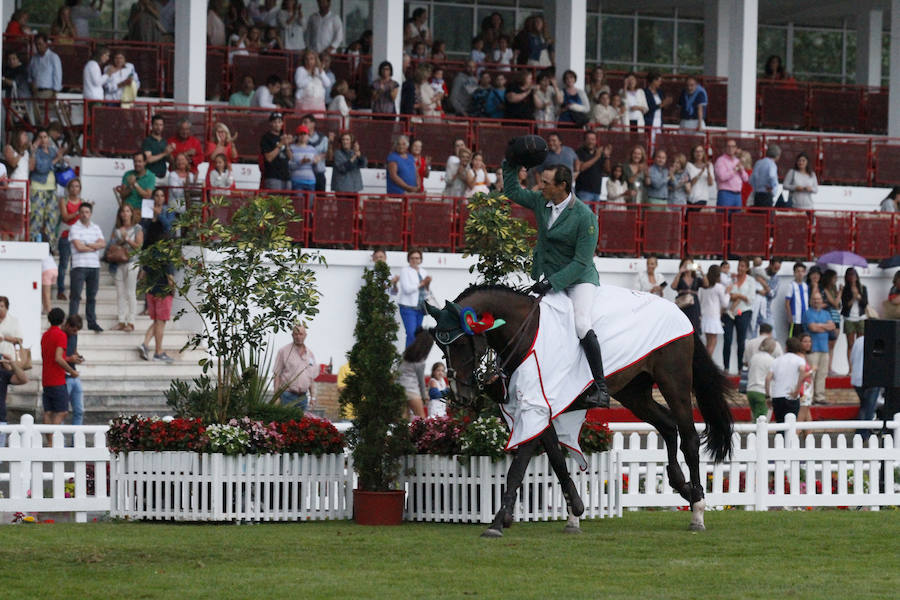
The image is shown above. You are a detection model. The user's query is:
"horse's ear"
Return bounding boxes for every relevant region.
[445,301,462,315]
[425,303,442,320]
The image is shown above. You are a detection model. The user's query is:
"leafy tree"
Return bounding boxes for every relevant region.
[139,194,323,423]
[462,190,535,285]
[339,261,410,491]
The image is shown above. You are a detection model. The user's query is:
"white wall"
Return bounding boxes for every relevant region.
[0,242,49,352]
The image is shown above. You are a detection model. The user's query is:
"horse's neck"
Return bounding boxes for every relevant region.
[471,290,536,369]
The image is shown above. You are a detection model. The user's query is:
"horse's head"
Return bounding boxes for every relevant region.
[426,300,506,408]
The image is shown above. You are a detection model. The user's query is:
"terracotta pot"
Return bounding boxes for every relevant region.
[353,489,406,525]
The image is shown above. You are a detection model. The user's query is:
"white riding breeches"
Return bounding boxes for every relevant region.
[565,282,597,339]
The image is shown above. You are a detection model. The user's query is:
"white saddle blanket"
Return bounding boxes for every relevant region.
[501,285,693,469]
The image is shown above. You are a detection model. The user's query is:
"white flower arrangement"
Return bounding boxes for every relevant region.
[206,424,251,455]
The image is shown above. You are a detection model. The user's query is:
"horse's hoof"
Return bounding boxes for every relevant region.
[563,525,582,534]
[689,522,706,532]
[502,511,513,529]
[481,528,503,538]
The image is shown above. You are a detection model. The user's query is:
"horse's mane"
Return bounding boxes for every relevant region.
[454,283,533,303]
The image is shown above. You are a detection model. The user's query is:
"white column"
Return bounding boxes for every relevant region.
[726,0,759,132]
[856,10,883,87]
[890,0,900,136]
[553,0,587,85]
[703,0,730,77]
[372,0,405,111]
[174,0,206,105]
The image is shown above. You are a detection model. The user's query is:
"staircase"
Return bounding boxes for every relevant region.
[7,269,206,424]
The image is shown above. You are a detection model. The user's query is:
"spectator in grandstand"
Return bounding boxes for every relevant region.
[5,10,35,37]
[226,2,253,35]
[277,0,305,51]
[141,114,173,180]
[431,40,447,62]
[685,144,715,209]
[443,142,471,198]
[251,74,281,109]
[249,0,279,26]
[606,164,628,207]
[288,125,319,193]
[208,0,228,46]
[752,258,782,328]
[28,34,63,122]
[645,149,671,210]
[766,336,807,423]
[410,40,429,61]
[305,0,343,54]
[504,70,535,121]
[386,135,418,196]
[82,46,111,102]
[50,7,75,40]
[480,12,505,53]
[168,119,204,175]
[273,322,318,410]
[141,187,175,234]
[722,258,758,373]
[69,202,104,333]
[116,151,155,212]
[623,145,648,204]
[782,152,818,209]
[138,221,176,364]
[739,150,754,205]
[393,249,432,348]
[574,131,610,203]
[0,332,29,441]
[56,178,83,302]
[513,15,552,66]
[643,72,670,138]
[590,91,619,129]
[126,0,163,43]
[3,52,30,99]
[470,36,487,64]
[678,76,707,131]
[484,73,506,119]
[206,153,235,191]
[275,80,295,110]
[492,35,513,71]
[634,254,667,297]
[71,0,103,38]
[763,55,787,80]
[620,73,648,131]
[533,71,562,126]
[698,264,728,356]
[464,151,490,196]
[820,269,842,375]
[674,257,706,332]
[205,122,239,165]
[294,50,329,115]
[103,50,140,105]
[850,335,880,440]
[450,60,479,117]
[586,67,610,105]
[301,114,330,191]
[328,80,352,127]
[320,52,336,98]
[841,267,869,365]
[745,336,776,420]
[539,133,577,175]
[331,132,366,193]
[260,111,292,190]
[29,128,64,249]
[802,292,833,405]
[4,129,31,187]
[41,308,77,434]
[785,262,809,338]
[228,75,256,107]
[167,153,197,214]
[398,328,431,418]
[410,139,431,192]
[748,144,781,208]
[669,153,690,207]
[0,296,23,361]
[262,25,283,51]
[110,204,143,333]
[468,72,493,118]
[414,64,441,121]
[714,140,748,210]
[371,61,399,115]
[878,187,899,212]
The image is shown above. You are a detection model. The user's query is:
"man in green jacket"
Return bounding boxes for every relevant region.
[502,158,610,407]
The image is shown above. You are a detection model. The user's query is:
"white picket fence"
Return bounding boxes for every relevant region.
[109,451,353,521]
[0,415,111,523]
[399,452,621,523]
[610,414,900,510]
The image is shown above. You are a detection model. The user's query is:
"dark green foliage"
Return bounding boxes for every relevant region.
[462,190,535,285]
[339,261,412,491]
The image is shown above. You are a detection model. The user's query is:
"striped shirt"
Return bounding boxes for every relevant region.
[785,281,809,324]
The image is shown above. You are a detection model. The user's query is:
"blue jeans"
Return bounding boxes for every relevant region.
[399,304,424,348]
[722,311,752,372]
[58,236,71,295]
[291,180,315,191]
[263,178,290,190]
[67,376,84,425]
[578,191,602,203]
[69,267,100,327]
[855,387,881,441]
[716,190,742,207]
[280,390,308,411]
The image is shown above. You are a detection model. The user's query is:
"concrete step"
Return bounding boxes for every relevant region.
[8,372,196,395]
[62,328,198,349]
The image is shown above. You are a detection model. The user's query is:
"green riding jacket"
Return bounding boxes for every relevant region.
[502,160,600,291]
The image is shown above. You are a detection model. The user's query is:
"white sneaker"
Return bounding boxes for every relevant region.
[138,343,150,361]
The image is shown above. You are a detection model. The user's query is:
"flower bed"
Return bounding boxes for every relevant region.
[108,416,350,522]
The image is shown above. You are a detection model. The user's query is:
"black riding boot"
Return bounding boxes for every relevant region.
[580,329,611,409]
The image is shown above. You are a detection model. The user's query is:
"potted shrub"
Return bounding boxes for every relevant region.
[339,261,411,525]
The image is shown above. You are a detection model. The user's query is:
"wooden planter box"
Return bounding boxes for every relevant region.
[398,452,620,523]
[110,452,353,522]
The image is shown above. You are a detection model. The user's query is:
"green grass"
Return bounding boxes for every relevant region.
[4,511,899,599]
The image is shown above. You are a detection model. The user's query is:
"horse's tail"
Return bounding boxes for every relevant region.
[691,331,734,462]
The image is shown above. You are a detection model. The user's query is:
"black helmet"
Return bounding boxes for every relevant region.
[505,135,548,169]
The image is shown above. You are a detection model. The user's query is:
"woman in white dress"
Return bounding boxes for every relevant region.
[620,72,648,131]
[633,255,667,296]
[606,164,629,209]
[293,49,329,116]
[698,264,729,357]
[4,129,30,188]
[103,51,140,104]
[166,153,196,214]
[685,144,716,208]
[464,152,490,196]
[782,152,818,209]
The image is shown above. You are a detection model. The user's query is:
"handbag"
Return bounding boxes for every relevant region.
[675,293,694,309]
[104,242,130,264]
[865,304,880,319]
[14,344,32,370]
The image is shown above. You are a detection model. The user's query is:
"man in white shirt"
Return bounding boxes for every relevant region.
[82,46,110,102]
[765,336,808,423]
[305,0,343,54]
[743,323,783,369]
[68,203,105,333]
[251,75,281,109]
[273,322,318,411]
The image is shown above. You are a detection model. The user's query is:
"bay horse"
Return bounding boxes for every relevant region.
[427,284,734,536]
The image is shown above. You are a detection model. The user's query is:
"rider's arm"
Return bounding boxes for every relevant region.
[501,160,539,210]
[548,212,599,292]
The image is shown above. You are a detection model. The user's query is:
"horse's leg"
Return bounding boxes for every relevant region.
[482,437,539,538]
[537,425,584,533]
[614,375,692,502]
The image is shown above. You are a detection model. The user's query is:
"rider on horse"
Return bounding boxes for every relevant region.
[502,136,610,408]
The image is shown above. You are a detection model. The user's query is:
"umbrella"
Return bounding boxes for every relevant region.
[816,250,867,268]
[879,255,900,269]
